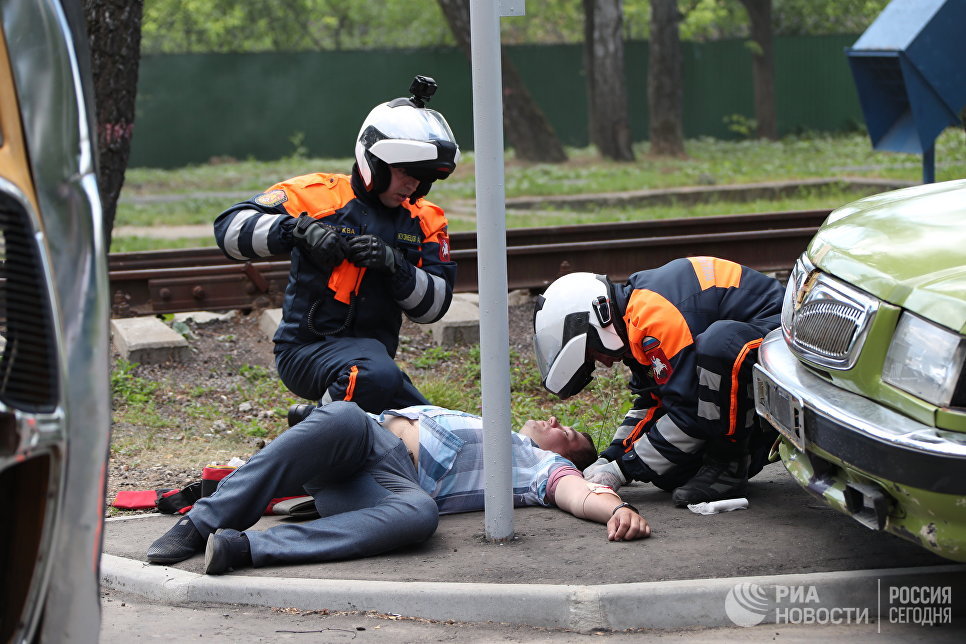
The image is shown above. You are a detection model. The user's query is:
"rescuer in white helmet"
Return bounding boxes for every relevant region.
[214,76,459,419]
[533,258,785,506]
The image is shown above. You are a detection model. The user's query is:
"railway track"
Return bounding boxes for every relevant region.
[109,209,829,316]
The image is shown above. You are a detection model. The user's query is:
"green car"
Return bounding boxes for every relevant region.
[754,179,966,562]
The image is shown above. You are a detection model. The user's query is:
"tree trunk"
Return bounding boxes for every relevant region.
[583,0,634,161]
[739,0,777,140]
[82,0,144,243]
[437,0,567,163]
[648,0,684,156]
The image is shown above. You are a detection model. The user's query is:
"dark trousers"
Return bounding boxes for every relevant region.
[187,401,438,567]
[275,336,428,413]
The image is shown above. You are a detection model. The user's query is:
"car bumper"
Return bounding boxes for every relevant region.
[753,329,966,562]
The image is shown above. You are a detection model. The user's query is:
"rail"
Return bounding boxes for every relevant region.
[109,209,829,316]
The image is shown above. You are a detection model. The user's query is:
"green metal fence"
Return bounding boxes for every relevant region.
[130,35,861,168]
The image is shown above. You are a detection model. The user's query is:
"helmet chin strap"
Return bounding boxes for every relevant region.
[602,278,630,353]
[409,180,433,204]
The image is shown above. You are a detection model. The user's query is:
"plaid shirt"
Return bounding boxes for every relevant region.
[374,406,572,515]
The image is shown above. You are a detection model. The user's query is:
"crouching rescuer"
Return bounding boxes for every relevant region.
[214,76,459,416]
[532,258,784,506]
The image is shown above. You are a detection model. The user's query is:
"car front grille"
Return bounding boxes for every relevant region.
[786,271,877,370]
[0,194,59,412]
[793,300,866,360]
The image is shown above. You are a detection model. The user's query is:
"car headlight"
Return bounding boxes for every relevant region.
[882,312,966,406]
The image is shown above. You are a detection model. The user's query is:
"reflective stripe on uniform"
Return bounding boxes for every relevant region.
[400,270,448,323]
[697,398,720,420]
[688,256,743,291]
[223,209,259,260]
[251,213,278,257]
[697,366,721,391]
[654,415,705,455]
[631,436,675,475]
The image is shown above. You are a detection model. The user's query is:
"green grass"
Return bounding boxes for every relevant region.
[112,129,966,251]
[499,185,878,231]
[111,358,159,404]
[399,342,633,451]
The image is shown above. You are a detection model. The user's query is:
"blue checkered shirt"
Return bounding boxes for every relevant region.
[374,406,573,515]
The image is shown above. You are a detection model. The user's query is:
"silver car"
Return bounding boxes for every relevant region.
[0,1,110,641]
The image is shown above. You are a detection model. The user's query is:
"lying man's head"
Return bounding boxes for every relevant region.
[519,416,598,470]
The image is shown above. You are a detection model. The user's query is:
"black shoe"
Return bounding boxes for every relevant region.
[204,529,252,575]
[671,455,749,507]
[147,516,205,564]
[287,403,316,427]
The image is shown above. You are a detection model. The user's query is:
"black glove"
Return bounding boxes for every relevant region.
[347,234,399,273]
[292,214,348,270]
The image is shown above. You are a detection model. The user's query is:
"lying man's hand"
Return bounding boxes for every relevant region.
[608,506,651,541]
[583,458,626,492]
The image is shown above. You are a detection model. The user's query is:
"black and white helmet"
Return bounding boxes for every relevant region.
[532,273,627,399]
[354,75,460,203]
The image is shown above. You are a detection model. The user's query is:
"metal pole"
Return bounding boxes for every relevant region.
[470,0,514,541]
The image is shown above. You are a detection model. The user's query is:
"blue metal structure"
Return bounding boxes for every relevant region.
[846,0,966,183]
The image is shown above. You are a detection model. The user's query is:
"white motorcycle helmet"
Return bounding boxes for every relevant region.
[532,273,627,399]
[354,75,460,204]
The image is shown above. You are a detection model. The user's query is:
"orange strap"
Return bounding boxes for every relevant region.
[343,365,359,402]
[327,261,366,305]
[623,397,662,452]
[727,338,763,436]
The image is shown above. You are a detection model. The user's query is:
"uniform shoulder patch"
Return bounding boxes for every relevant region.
[253,189,288,207]
[641,336,673,384]
[438,232,451,262]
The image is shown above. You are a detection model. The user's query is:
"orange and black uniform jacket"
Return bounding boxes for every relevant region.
[213,171,455,357]
[600,257,783,486]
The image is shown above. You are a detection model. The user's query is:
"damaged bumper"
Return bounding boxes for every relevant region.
[753,330,966,562]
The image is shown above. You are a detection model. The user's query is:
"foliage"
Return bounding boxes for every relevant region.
[723,113,757,138]
[669,0,890,41]
[410,346,455,370]
[140,0,892,54]
[141,0,453,53]
[111,359,159,404]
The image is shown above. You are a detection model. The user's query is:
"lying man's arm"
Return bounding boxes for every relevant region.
[551,471,651,541]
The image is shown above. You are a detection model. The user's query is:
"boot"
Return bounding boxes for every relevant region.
[287,403,316,427]
[671,438,750,507]
[204,529,252,575]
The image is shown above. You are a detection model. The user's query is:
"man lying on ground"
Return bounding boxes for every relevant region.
[147,401,650,574]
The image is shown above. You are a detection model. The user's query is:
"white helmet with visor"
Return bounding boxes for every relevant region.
[532,273,627,399]
[354,75,460,203]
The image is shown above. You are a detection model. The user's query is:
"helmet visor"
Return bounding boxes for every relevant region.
[534,311,595,398]
[543,334,594,398]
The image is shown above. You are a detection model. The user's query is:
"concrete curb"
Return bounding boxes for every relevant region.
[100,553,966,631]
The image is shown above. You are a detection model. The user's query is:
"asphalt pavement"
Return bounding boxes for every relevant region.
[102,463,966,632]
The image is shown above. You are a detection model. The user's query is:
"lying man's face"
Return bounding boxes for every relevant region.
[519,416,596,468]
